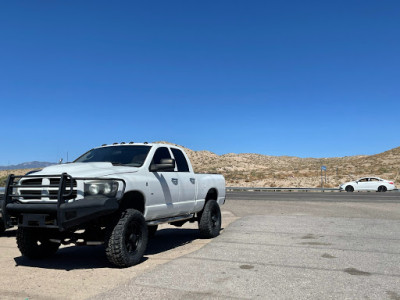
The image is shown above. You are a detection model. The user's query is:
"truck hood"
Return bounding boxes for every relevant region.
[33,162,139,178]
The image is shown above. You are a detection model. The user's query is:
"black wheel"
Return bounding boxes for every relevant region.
[147,225,158,238]
[199,200,222,238]
[16,228,60,259]
[345,185,354,192]
[105,209,148,268]
[377,186,387,192]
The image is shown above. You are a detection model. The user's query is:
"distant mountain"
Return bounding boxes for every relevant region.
[0,161,55,171]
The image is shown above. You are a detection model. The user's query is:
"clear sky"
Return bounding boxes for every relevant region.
[1,1,399,165]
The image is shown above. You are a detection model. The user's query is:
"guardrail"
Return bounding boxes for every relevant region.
[227,187,340,192]
[0,186,397,195]
[0,186,340,196]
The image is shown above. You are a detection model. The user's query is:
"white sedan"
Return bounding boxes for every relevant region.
[340,177,396,192]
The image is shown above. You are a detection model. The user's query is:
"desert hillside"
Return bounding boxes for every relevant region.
[169,143,400,188]
[1,144,399,188]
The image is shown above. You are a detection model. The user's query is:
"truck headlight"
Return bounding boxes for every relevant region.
[84,181,119,197]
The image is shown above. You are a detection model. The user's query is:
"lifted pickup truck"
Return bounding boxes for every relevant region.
[1,143,225,267]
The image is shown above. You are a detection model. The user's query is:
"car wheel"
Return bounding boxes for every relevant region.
[16,228,60,259]
[198,200,222,238]
[377,186,387,192]
[105,209,148,268]
[345,185,354,192]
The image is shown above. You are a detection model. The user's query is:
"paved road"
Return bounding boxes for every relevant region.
[1,192,400,299]
[94,193,400,299]
[227,191,400,203]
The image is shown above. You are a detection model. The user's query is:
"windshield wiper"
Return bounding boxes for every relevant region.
[111,162,126,166]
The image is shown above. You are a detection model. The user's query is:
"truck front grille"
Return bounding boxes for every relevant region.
[18,177,78,201]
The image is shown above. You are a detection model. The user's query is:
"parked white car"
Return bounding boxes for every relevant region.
[340,177,396,192]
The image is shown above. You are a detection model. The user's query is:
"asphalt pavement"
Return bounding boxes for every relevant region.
[93,192,400,300]
[1,192,400,299]
[227,190,400,203]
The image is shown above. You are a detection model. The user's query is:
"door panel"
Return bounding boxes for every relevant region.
[145,147,180,219]
[145,172,180,219]
[171,148,196,213]
[357,179,369,190]
[177,173,196,213]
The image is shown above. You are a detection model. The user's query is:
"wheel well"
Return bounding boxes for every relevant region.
[119,191,145,214]
[205,188,218,202]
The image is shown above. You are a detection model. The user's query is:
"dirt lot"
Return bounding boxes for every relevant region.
[0,211,237,299]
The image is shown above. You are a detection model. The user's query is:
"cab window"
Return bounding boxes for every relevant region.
[150,147,173,171]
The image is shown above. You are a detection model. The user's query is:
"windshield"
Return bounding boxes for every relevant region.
[74,145,151,167]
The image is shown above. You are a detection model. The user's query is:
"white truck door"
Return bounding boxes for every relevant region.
[147,147,180,218]
[171,148,196,214]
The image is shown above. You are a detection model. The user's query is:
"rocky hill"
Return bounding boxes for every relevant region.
[161,142,400,188]
[1,144,399,188]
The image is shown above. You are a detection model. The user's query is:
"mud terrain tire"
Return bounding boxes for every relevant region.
[105,209,148,268]
[199,200,221,238]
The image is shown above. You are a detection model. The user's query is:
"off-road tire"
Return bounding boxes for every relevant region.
[345,185,354,192]
[199,200,221,238]
[377,186,387,192]
[147,225,158,238]
[105,209,148,268]
[16,228,60,259]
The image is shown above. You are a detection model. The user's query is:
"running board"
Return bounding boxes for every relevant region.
[147,213,195,226]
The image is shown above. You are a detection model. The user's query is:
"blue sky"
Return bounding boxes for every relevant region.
[1,1,399,165]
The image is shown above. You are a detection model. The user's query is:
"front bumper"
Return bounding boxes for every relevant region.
[2,173,125,231]
[6,196,119,230]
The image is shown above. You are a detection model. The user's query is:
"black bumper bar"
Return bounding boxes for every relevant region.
[2,173,125,231]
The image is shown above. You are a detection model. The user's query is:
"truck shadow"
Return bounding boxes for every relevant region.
[13,228,200,271]
[2,229,17,238]
[146,228,199,255]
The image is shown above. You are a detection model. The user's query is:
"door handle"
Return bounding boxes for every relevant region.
[190,178,195,184]
[171,178,178,185]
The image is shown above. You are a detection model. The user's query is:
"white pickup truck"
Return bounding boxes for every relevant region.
[1,143,225,267]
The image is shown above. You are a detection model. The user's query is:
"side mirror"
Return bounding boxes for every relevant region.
[150,158,175,172]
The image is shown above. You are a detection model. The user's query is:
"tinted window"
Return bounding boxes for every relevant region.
[171,148,189,172]
[151,147,172,165]
[74,146,151,167]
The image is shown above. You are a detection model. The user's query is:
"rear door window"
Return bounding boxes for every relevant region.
[171,148,190,172]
